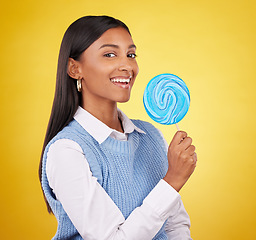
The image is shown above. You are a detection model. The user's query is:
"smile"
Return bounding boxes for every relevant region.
[110,77,132,89]
[110,78,131,84]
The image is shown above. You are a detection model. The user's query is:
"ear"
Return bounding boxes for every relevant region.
[67,58,81,79]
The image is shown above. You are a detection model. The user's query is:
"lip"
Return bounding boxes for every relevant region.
[110,76,132,80]
[110,76,132,89]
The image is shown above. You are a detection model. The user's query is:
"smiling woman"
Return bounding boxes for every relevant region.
[68,27,139,111]
[39,15,196,240]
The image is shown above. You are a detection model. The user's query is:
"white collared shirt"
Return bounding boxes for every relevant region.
[73,106,146,143]
[46,107,192,239]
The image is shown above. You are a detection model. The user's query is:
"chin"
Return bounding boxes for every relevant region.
[117,96,130,103]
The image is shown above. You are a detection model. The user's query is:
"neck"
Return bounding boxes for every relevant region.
[81,100,124,133]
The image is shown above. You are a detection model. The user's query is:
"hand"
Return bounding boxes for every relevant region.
[163,131,197,192]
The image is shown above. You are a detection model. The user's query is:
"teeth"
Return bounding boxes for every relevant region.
[111,78,131,83]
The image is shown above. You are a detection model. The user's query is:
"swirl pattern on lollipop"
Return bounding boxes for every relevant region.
[143,73,190,125]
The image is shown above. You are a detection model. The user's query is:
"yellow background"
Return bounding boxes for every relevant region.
[1,0,255,239]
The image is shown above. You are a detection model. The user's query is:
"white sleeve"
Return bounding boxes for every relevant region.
[46,139,181,240]
[156,128,192,239]
[165,200,192,239]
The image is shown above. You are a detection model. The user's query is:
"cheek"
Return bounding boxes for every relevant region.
[92,60,114,75]
[83,62,108,79]
[83,63,114,90]
[133,62,139,77]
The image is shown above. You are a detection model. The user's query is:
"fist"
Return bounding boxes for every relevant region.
[164,131,197,192]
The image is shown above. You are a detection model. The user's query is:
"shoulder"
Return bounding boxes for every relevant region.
[131,119,155,130]
[131,119,162,137]
[44,123,103,184]
[43,120,86,161]
[47,139,83,160]
[47,119,93,150]
[131,119,168,151]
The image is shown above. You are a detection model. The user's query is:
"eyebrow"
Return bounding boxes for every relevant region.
[99,44,136,50]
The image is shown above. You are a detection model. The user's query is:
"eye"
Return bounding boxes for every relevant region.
[127,53,137,59]
[104,53,116,58]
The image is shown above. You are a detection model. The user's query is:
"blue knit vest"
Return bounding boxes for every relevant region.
[42,119,169,240]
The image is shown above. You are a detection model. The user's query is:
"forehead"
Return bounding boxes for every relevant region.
[90,27,134,48]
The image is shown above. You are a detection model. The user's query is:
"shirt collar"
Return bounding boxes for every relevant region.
[74,106,145,144]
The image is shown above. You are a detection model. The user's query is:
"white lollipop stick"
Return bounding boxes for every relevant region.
[175,123,180,131]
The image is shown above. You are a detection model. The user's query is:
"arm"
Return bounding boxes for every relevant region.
[46,139,181,240]
[157,129,194,239]
[165,199,192,240]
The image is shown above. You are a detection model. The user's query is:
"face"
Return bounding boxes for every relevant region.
[76,27,139,106]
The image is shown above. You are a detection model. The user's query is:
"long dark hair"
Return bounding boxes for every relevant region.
[39,15,130,213]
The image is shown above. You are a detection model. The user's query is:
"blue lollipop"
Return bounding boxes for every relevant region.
[143,73,190,129]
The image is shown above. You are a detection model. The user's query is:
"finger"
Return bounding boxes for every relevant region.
[180,136,192,149]
[171,131,187,146]
[192,152,197,164]
[186,145,196,155]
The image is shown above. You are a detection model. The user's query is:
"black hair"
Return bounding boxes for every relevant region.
[39,15,130,213]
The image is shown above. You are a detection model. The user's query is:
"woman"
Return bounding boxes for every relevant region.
[39,15,197,239]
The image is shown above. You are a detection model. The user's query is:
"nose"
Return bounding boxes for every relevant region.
[118,56,133,73]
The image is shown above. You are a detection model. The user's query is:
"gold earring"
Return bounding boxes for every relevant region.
[77,78,82,92]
